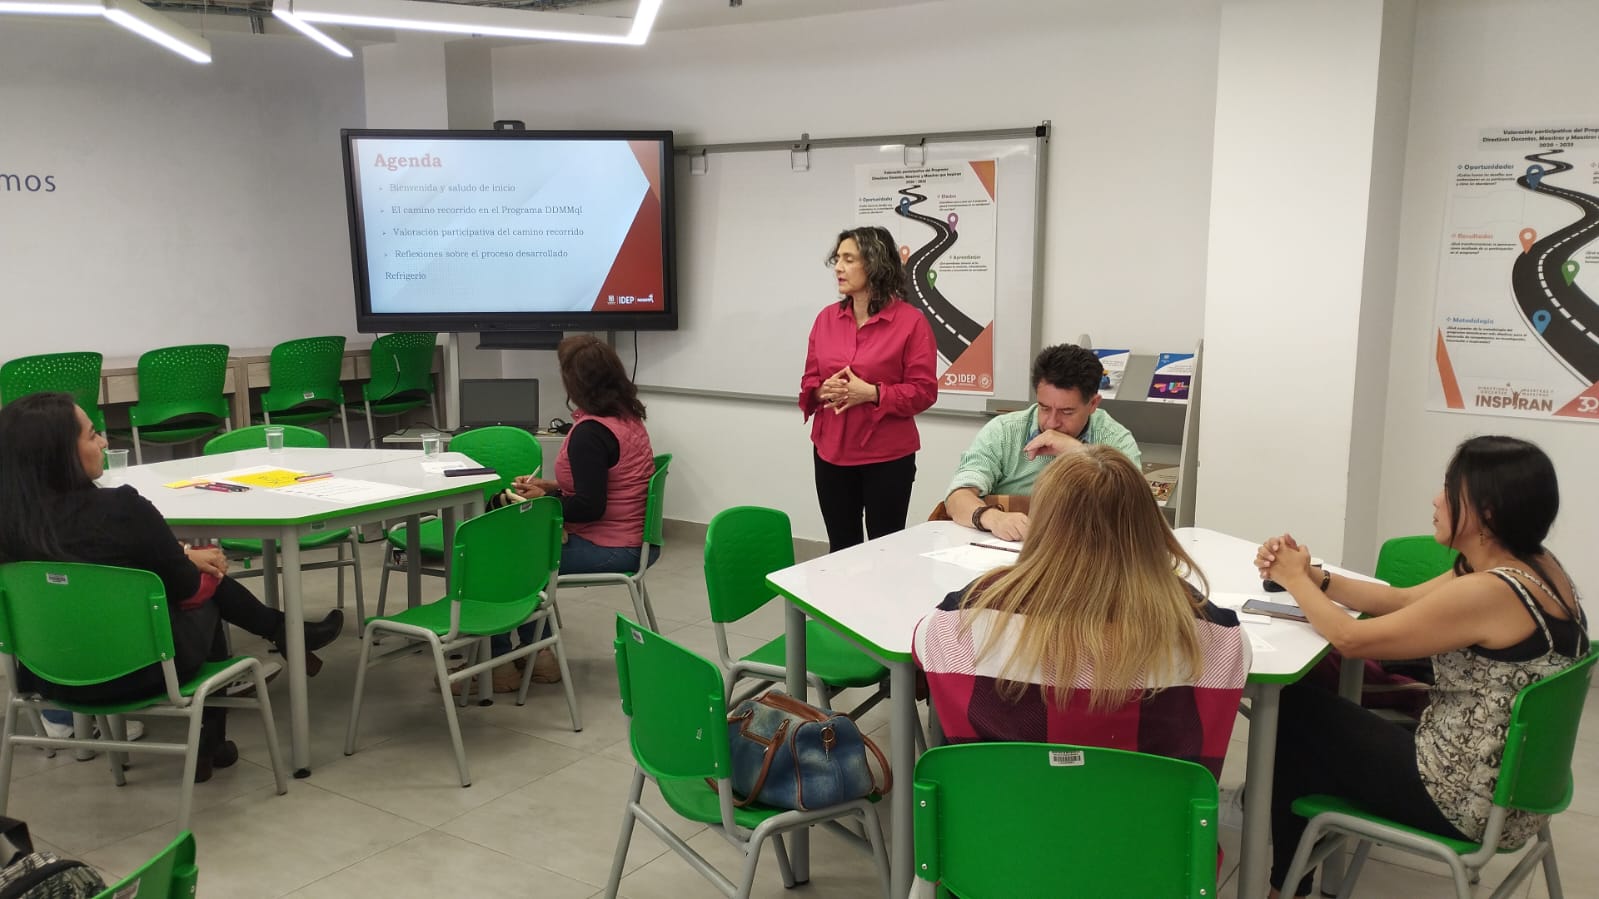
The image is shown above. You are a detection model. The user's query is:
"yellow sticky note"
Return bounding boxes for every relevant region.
[224,469,306,489]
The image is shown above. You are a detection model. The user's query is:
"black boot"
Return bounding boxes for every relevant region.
[195,712,237,784]
[272,610,345,677]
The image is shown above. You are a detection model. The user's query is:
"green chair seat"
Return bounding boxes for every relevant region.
[743,624,889,688]
[1291,794,1485,856]
[50,658,256,717]
[220,527,355,555]
[384,519,447,557]
[371,596,543,640]
[657,776,788,830]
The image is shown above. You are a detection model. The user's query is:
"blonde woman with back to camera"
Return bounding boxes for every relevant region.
[914,445,1250,780]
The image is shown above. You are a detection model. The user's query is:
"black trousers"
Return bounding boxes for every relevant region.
[813,450,917,553]
[1270,681,1467,896]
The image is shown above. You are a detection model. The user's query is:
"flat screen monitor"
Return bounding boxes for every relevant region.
[340,128,677,336]
[456,378,540,432]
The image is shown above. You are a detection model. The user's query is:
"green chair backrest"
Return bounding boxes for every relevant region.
[94,830,197,899]
[262,336,346,414]
[613,615,731,783]
[203,423,328,455]
[0,562,173,688]
[704,506,795,625]
[1374,535,1458,588]
[913,742,1218,898]
[1494,647,1598,815]
[450,497,562,612]
[448,426,542,504]
[641,453,672,548]
[363,332,437,404]
[130,344,231,428]
[0,352,106,432]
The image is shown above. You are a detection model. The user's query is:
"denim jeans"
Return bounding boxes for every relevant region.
[489,534,661,656]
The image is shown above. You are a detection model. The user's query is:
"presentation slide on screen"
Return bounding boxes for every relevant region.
[350,137,667,314]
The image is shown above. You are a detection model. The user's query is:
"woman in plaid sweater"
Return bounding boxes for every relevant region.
[913,445,1249,780]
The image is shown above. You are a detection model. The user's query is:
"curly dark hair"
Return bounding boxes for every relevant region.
[557,334,646,421]
[827,226,909,316]
[1031,344,1104,399]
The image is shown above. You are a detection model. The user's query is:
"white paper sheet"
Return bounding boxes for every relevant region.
[1244,626,1276,653]
[421,460,469,474]
[921,544,1021,572]
[273,478,416,504]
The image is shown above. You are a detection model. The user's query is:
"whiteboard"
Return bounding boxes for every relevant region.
[635,128,1046,414]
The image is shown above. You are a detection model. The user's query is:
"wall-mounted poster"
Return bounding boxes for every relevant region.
[1429,124,1599,422]
[856,161,997,395]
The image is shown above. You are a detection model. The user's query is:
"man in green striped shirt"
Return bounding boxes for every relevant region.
[945,344,1141,541]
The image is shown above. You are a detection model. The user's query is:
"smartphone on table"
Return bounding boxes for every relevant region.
[1240,598,1309,622]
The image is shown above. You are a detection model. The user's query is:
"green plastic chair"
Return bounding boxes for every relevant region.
[261,336,351,448]
[128,343,232,464]
[373,426,543,620]
[912,742,1219,898]
[0,351,106,433]
[1281,647,1598,899]
[345,498,578,787]
[558,453,671,631]
[1375,534,1460,588]
[705,506,889,714]
[0,562,287,832]
[93,829,197,898]
[202,425,364,629]
[604,616,889,899]
[352,332,438,441]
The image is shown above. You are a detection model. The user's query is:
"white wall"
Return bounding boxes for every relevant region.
[1379,0,1599,591]
[0,22,365,362]
[489,0,1223,539]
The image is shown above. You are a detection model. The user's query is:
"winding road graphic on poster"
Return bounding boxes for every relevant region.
[1429,124,1599,422]
[856,161,997,395]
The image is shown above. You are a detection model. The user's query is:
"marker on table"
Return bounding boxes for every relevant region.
[193,483,237,494]
[295,472,334,482]
[970,541,1021,553]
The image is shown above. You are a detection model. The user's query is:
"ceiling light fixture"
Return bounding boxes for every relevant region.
[273,4,352,58]
[0,0,100,15]
[285,0,662,46]
[101,0,210,62]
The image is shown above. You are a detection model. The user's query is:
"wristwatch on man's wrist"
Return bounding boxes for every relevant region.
[970,504,991,532]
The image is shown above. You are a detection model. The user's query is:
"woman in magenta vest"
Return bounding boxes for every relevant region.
[799,225,938,553]
[489,334,657,687]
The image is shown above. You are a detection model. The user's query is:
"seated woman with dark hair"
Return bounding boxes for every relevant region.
[1257,435,1588,899]
[0,393,343,782]
[483,334,657,689]
[914,445,1250,781]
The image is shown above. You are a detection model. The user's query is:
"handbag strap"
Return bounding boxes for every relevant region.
[860,730,893,797]
[731,718,791,808]
[757,690,830,722]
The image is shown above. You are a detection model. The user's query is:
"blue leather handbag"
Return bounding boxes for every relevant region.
[725,689,890,810]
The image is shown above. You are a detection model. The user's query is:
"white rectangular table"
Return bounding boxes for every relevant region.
[767,522,1352,898]
[120,447,498,776]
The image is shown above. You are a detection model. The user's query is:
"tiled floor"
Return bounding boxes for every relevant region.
[4,528,1596,898]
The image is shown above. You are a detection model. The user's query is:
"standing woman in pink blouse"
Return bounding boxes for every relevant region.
[800,226,938,552]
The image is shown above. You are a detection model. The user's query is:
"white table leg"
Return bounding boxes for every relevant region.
[887,660,916,899]
[1239,682,1281,899]
[279,526,311,777]
[783,603,811,884]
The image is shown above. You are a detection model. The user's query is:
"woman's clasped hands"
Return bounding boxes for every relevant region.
[818,366,878,413]
[1255,533,1314,586]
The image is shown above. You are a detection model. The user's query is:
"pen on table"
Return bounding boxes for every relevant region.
[970,541,1021,553]
[193,483,234,493]
[295,472,334,482]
